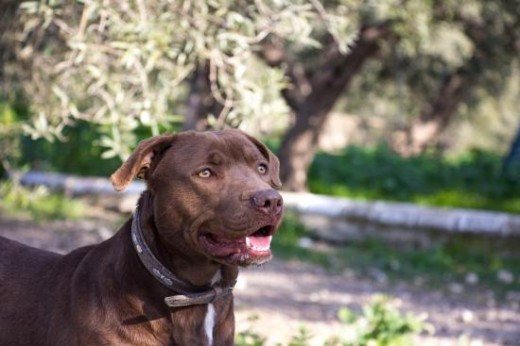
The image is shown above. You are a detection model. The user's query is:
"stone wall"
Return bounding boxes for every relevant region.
[282,192,520,247]
[18,171,520,246]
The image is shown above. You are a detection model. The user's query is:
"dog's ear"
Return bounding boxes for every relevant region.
[266,151,282,189]
[110,134,175,192]
[244,133,282,189]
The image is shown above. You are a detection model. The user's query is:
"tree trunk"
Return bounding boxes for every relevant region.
[277,107,328,191]
[0,1,21,91]
[276,24,390,191]
[183,64,211,131]
[404,69,470,155]
[400,9,514,155]
[503,124,520,174]
[183,62,223,131]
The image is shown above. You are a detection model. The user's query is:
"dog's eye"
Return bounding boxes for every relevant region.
[197,168,212,178]
[257,164,268,175]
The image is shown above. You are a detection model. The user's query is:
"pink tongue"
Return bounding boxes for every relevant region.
[247,235,272,249]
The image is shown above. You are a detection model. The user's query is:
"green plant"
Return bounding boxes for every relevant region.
[333,296,426,346]
[19,120,124,177]
[308,146,520,213]
[0,180,84,221]
[235,299,426,346]
[235,314,267,346]
[5,0,356,161]
[287,327,313,346]
[235,330,266,346]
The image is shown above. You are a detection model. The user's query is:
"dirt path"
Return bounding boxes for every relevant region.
[1,215,519,345]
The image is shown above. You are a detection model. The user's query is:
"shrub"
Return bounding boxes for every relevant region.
[333,296,426,346]
[235,297,426,346]
[0,180,84,221]
[309,146,520,213]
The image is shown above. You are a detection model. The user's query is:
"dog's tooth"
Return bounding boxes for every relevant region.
[246,235,272,252]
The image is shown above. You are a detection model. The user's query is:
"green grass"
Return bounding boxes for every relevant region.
[308,146,520,213]
[0,181,85,221]
[274,213,520,294]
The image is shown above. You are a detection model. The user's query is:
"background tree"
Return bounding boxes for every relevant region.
[504,124,520,174]
[260,21,390,190]
[1,0,519,192]
[401,0,520,154]
[181,1,452,190]
[1,0,356,161]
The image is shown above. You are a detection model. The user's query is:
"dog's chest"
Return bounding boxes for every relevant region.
[169,302,226,346]
[204,303,216,345]
[101,303,220,346]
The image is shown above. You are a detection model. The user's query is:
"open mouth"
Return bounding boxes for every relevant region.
[199,224,276,265]
[246,225,273,252]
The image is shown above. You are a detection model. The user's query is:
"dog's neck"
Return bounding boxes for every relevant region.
[135,192,238,292]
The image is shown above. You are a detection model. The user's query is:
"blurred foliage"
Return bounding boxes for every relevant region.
[235,330,266,346]
[235,314,267,346]
[2,0,357,160]
[0,100,25,177]
[308,145,520,213]
[19,119,157,176]
[287,327,313,346]
[334,296,426,346]
[1,0,518,196]
[0,180,84,221]
[1,0,518,183]
[342,1,520,154]
[1,100,124,176]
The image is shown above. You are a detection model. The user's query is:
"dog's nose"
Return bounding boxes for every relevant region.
[252,189,283,215]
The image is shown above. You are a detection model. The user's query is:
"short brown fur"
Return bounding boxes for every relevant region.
[0,130,283,346]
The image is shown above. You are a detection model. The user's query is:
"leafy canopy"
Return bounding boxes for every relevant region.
[7,0,356,159]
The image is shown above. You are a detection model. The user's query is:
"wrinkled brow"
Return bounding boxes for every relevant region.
[205,147,261,165]
[242,146,265,164]
[207,152,223,165]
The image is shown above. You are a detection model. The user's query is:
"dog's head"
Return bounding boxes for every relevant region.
[111,130,283,266]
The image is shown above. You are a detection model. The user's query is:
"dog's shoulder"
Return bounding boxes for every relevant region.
[0,234,60,254]
[0,235,61,259]
[0,235,61,277]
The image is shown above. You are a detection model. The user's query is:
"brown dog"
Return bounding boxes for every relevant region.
[0,130,283,345]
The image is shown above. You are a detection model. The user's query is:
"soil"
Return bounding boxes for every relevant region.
[1,212,519,346]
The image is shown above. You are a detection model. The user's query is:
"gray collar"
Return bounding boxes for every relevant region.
[130,207,233,308]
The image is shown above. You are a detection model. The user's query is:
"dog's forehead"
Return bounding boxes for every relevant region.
[173,131,265,163]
